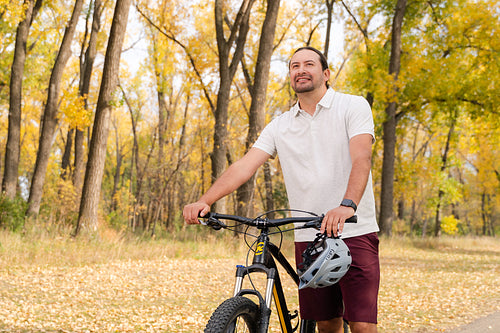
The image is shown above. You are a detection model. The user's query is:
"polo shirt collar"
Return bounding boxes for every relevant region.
[291,88,336,117]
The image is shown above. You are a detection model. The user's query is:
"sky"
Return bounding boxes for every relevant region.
[120,5,347,76]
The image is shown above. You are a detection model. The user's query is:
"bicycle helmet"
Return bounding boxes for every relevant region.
[298,235,351,289]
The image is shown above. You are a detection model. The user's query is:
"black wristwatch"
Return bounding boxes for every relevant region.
[340,199,357,212]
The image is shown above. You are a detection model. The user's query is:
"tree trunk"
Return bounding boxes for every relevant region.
[26,0,84,216]
[323,0,335,58]
[120,85,146,231]
[397,196,405,220]
[61,128,74,180]
[158,90,166,164]
[75,0,132,236]
[434,195,443,236]
[111,118,122,211]
[73,129,85,192]
[211,0,255,213]
[422,218,428,238]
[409,199,416,234]
[378,0,407,236]
[481,192,488,235]
[236,0,280,218]
[173,96,190,224]
[74,0,103,194]
[434,115,456,236]
[263,161,275,218]
[2,0,42,198]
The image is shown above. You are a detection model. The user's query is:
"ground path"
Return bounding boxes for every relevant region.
[448,312,500,332]
[1,235,498,332]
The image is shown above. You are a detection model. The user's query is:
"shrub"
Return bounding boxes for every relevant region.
[0,195,28,232]
[441,215,460,235]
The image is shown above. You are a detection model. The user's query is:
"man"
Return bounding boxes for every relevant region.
[184,46,380,333]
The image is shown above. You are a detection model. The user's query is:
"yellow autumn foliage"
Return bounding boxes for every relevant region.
[441,215,460,235]
[60,86,92,130]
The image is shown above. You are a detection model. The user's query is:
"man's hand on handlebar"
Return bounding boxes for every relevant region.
[183,202,210,225]
[321,206,356,237]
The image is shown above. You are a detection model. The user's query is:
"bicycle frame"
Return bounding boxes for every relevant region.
[201,211,356,332]
[232,231,315,333]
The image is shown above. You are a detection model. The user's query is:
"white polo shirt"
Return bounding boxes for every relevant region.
[253,88,379,241]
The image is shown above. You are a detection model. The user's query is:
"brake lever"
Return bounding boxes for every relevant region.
[207,217,224,230]
[300,214,357,230]
[198,213,226,230]
[198,211,212,225]
[300,216,324,230]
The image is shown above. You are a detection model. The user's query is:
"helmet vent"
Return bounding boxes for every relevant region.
[331,253,340,260]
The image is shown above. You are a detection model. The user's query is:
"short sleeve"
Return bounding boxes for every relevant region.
[347,96,375,143]
[252,119,277,157]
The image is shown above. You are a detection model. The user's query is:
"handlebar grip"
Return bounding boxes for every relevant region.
[199,211,213,218]
[346,215,357,223]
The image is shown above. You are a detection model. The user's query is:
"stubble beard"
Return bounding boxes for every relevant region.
[292,77,316,94]
[293,84,315,94]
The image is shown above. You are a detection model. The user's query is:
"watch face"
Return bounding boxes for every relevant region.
[341,199,356,211]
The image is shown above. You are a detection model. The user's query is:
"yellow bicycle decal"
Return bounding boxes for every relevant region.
[255,242,265,255]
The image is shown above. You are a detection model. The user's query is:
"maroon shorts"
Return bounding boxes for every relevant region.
[294,232,380,323]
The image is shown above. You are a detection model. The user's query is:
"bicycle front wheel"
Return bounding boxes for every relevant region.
[205,296,260,333]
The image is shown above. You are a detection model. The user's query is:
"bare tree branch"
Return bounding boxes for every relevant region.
[135,4,216,115]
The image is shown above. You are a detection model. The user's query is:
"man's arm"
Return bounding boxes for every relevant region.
[321,133,373,236]
[183,147,271,224]
[343,133,373,205]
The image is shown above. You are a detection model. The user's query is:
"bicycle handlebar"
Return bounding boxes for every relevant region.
[199,212,357,231]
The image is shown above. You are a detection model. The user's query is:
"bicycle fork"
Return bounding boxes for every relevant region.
[233,264,283,332]
[232,236,298,332]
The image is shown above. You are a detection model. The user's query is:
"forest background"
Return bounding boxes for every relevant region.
[0,0,499,238]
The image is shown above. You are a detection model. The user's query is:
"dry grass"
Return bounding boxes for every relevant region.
[0,226,499,332]
[378,237,500,332]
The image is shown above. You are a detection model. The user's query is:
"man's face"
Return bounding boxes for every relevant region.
[289,49,329,94]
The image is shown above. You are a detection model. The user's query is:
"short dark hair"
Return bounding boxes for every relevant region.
[290,46,330,88]
[291,46,329,71]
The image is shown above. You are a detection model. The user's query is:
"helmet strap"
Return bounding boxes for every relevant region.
[298,233,327,271]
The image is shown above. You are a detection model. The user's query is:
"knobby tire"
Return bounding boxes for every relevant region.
[205,296,260,333]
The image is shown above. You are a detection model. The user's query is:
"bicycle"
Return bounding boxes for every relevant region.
[198,210,356,333]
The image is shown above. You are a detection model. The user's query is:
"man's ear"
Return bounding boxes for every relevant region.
[323,68,331,83]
